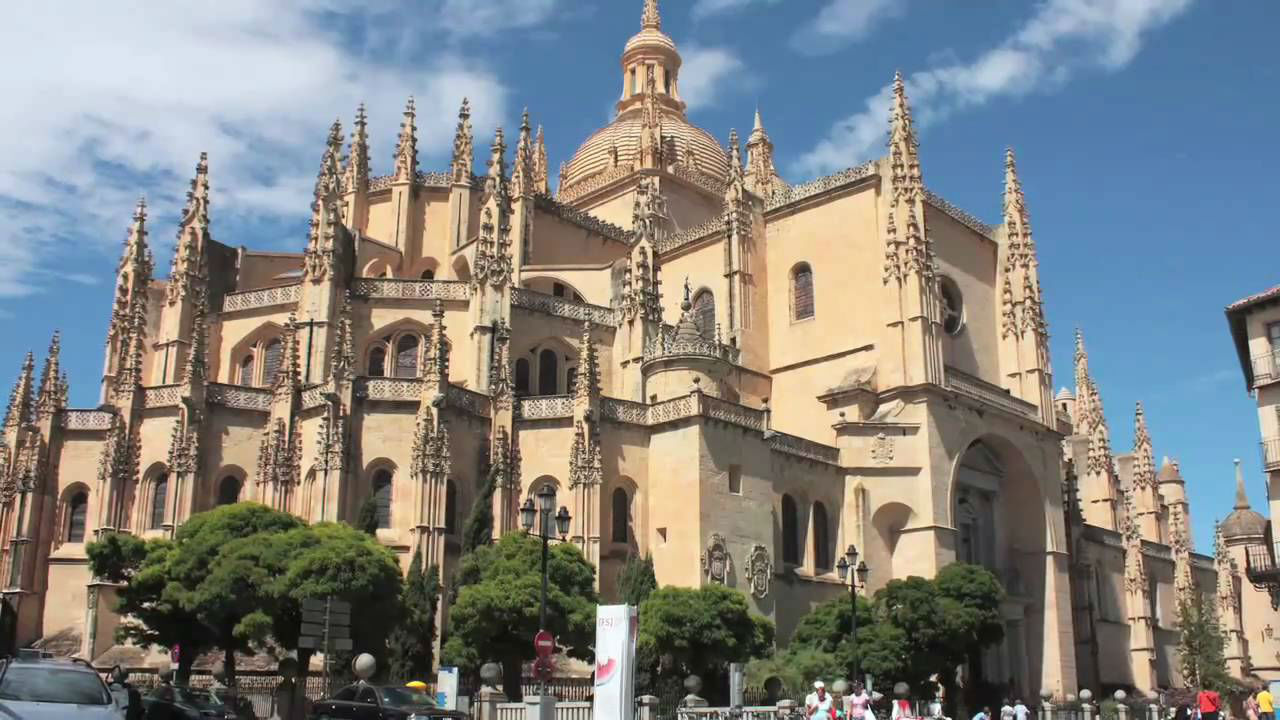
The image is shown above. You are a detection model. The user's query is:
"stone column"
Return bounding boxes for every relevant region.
[1114,692,1129,720]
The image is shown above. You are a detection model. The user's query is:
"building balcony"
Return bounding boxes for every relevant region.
[1253,351,1280,388]
[1263,436,1280,472]
[1244,541,1280,590]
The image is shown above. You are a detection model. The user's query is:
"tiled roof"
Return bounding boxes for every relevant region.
[1226,283,1280,312]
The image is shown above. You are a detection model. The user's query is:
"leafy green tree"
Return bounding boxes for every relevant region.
[1177,591,1231,691]
[442,533,598,700]
[637,585,774,702]
[617,554,657,607]
[462,466,498,553]
[787,593,874,677]
[356,496,379,536]
[746,647,845,695]
[87,533,211,683]
[388,549,441,682]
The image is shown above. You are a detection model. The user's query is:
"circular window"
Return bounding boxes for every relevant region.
[939,277,964,336]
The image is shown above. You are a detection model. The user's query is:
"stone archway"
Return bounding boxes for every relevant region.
[950,435,1049,701]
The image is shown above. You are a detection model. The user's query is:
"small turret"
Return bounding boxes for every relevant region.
[1221,459,1267,541]
[3,353,35,429]
[451,98,473,184]
[512,109,535,197]
[166,153,211,306]
[533,125,549,195]
[393,96,418,183]
[343,104,370,194]
[35,332,67,418]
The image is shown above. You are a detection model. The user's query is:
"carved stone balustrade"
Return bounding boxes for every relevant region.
[944,366,1038,419]
[62,410,115,431]
[514,395,574,420]
[357,377,425,402]
[768,431,841,464]
[350,278,472,301]
[446,385,492,418]
[765,162,877,213]
[599,397,650,425]
[142,385,181,409]
[643,326,740,365]
[511,288,619,327]
[300,385,328,410]
[221,283,301,313]
[207,383,273,412]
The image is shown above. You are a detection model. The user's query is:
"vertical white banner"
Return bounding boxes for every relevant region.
[436,666,459,710]
[593,604,637,720]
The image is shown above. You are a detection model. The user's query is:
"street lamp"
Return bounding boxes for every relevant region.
[521,486,572,633]
[835,544,871,685]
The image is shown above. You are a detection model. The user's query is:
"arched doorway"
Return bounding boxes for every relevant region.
[952,437,1049,701]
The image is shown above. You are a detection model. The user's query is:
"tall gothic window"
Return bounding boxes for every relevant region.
[445,480,458,535]
[261,339,283,386]
[239,354,256,386]
[781,494,799,565]
[368,347,387,377]
[66,492,88,543]
[792,264,815,321]
[812,501,831,570]
[611,488,629,543]
[217,476,241,506]
[515,359,531,396]
[395,335,420,378]
[538,349,559,395]
[692,290,716,341]
[372,470,393,529]
[149,474,168,530]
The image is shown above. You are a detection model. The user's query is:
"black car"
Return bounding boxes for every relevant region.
[310,682,467,720]
[141,685,252,719]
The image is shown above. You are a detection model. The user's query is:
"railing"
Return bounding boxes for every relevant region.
[511,288,619,327]
[643,326,741,365]
[515,394,574,420]
[447,385,492,417]
[221,283,301,313]
[351,278,472,301]
[945,366,1038,419]
[61,409,115,431]
[142,384,181,409]
[206,383,273,412]
[1252,350,1280,387]
[495,701,592,720]
[764,161,877,213]
[600,397,651,425]
[702,394,765,431]
[300,384,328,410]
[1245,542,1280,589]
[1263,437,1280,472]
[357,377,425,401]
[769,431,841,465]
[533,193,634,244]
[677,708,779,720]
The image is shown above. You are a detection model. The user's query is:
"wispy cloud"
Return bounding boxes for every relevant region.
[790,0,905,55]
[793,0,1195,177]
[0,2,537,299]
[678,44,749,112]
[691,0,782,21]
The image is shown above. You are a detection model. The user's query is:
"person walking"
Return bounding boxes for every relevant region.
[847,682,872,720]
[1197,685,1222,720]
[1000,700,1015,720]
[891,682,916,720]
[808,681,836,720]
[1013,699,1030,720]
[973,707,992,720]
[1246,692,1261,720]
[1259,687,1275,720]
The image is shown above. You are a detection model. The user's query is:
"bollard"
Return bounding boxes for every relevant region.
[682,675,708,709]
[778,699,799,720]
[1041,688,1056,720]
[1114,691,1129,720]
[525,694,555,720]
[477,663,507,720]
[1081,689,1095,720]
[638,696,660,720]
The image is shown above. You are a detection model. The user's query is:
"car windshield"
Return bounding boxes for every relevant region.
[148,685,224,709]
[0,665,111,705]
[379,686,436,708]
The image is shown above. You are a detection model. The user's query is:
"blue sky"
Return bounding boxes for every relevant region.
[1,0,1276,552]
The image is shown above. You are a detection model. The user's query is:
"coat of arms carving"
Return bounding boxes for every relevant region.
[702,533,732,584]
[745,544,773,599]
[871,433,894,465]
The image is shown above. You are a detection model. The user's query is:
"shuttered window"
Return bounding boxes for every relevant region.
[792,264,814,321]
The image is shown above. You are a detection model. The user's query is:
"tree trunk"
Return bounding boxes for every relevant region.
[503,656,524,702]
[176,645,198,685]
[295,648,315,714]
[224,644,237,687]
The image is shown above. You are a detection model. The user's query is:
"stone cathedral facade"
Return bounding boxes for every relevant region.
[0,0,1246,697]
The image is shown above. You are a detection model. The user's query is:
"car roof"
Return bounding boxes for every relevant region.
[4,655,100,673]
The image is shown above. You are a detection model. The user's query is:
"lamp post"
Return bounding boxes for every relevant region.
[835,544,870,685]
[520,486,572,634]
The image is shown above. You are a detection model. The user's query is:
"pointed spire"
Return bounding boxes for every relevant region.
[4,353,35,428]
[642,0,661,30]
[485,126,508,197]
[745,108,783,199]
[343,103,370,192]
[753,106,763,133]
[533,125,549,195]
[305,120,346,282]
[1132,402,1156,489]
[167,154,212,306]
[575,320,601,403]
[393,96,418,182]
[451,98,474,183]
[888,71,923,202]
[36,332,66,417]
[1233,458,1250,510]
[726,129,743,186]
[512,109,535,197]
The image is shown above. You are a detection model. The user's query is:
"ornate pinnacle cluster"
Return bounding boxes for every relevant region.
[489,320,513,412]
[512,109,536,197]
[167,411,199,476]
[343,104,370,193]
[256,418,301,502]
[305,120,346,282]
[4,353,36,429]
[638,66,664,170]
[272,316,302,395]
[642,0,661,30]
[108,199,155,346]
[568,420,603,489]
[182,299,209,386]
[167,153,211,306]
[745,109,783,200]
[485,127,508,197]
[474,128,514,289]
[426,301,450,389]
[1213,523,1238,616]
[330,294,356,385]
[409,407,450,484]
[574,320,601,403]
[623,178,665,321]
[393,96,418,182]
[97,414,141,528]
[316,401,347,472]
[884,72,933,283]
[35,332,67,418]
[451,98,474,183]
[1132,402,1156,490]
[533,126,549,195]
[999,148,1047,339]
[1073,329,1097,433]
[726,129,744,187]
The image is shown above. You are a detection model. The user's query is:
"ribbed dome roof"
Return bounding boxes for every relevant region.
[562,108,727,192]
[1223,459,1269,540]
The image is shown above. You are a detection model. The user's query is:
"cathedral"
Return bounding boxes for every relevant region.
[0,0,1259,698]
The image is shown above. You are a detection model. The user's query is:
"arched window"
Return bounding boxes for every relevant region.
[515,359,531,396]
[792,264,815,321]
[372,470,393,529]
[239,354,256,386]
[261,339,283,386]
[692,290,716,341]
[538,349,559,395]
[368,347,387,377]
[149,474,168,530]
[781,494,798,565]
[395,335,420,378]
[217,476,241,506]
[611,488,630,543]
[420,269,435,280]
[445,480,458,534]
[66,492,88,543]
[812,502,831,570]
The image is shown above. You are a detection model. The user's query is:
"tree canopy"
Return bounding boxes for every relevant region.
[1177,591,1231,692]
[388,549,441,683]
[617,554,658,608]
[461,465,498,553]
[442,533,598,699]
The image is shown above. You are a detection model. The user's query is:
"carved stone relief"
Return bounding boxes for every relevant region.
[702,533,732,585]
[745,544,772,599]
[871,433,895,465]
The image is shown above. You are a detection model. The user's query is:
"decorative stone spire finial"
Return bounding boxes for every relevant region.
[330,293,356,385]
[512,109,535,197]
[726,129,743,186]
[574,320,601,403]
[533,125,549,195]
[1233,458,1250,509]
[745,108,783,199]
[344,103,370,192]
[36,332,67,417]
[393,96,418,182]
[167,153,212,306]
[272,315,302,395]
[642,0,661,30]
[1132,402,1155,489]
[486,126,508,193]
[427,300,450,388]
[451,98,473,183]
[304,120,346,282]
[4,352,35,429]
[182,300,208,386]
[888,71,923,202]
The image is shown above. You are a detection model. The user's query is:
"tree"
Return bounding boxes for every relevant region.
[442,533,599,700]
[356,496,379,536]
[617,554,657,607]
[388,549,441,682]
[637,585,775,702]
[461,465,498,553]
[1177,591,1231,691]
[787,592,874,677]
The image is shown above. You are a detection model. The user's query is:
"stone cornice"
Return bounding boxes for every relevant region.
[532,194,634,245]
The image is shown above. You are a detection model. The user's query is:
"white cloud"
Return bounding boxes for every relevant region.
[790,0,905,55]
[793,0,1194,177]
[678,44,748,112]
[0,2,524,298]
[691,0,782,20]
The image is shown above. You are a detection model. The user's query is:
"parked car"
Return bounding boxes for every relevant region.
[141,684,251,719]
[310,682,468,720]
[0,651,124,719]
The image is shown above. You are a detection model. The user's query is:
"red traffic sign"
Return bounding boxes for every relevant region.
[534,630,555,659]
[533,657,554,681]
